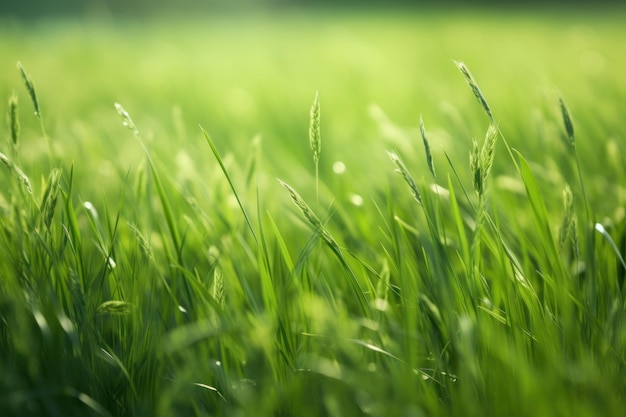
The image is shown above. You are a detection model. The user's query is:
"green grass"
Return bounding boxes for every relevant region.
[1,9,626,417]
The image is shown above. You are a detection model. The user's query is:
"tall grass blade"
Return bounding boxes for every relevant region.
[200,125,258,244]
[277,178,371,316]
[595,223,626,270]
[515,150,564,276]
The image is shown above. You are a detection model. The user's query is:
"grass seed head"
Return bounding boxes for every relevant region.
[309,90,321,164]
[8,92,19,146]
[481,123,497,178]
[454,60,494,122]
[470,139,482,196]
[0,151,32,194]
[277,178,337,249]
[115,102,140,136]
[420,115,436,178]
[213,267,225,309]
[388,150,422,205]
[558,185,574,250]
[14,166,33,194]
[559,96,575,148]
[17,61,41,119]
[97,300,132,316]
[41,168,62,229]
[470,124,497,198]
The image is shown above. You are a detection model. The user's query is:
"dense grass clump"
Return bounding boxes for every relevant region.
[1,11,626,417]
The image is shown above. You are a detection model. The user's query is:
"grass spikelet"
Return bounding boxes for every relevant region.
[41,168,62,229]
[97,300,133,316]
[309,91,321,200]
[454,60,494,122]
[213,267,225,309]
[558,185,575,250]
[419,115,435,178]
[276,178,336,249]
[558,96,590,224]
[559,96,575,148]
[481,123,497,179]
[470,139,482,196]
[470,124,497,197]
[17,61,41,119]
[7,91,19,146]
[0,151,32,194]
[127,222,153,260]
[115,102,140,137]
[387,150,422,205]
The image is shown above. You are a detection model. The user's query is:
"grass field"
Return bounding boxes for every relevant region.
[1,9,626,417]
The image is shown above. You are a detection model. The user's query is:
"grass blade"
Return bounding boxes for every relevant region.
[200,125,258,244]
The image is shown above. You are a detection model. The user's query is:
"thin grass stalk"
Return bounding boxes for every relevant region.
[200,125,258,244]
[594,223,626,271]
[559,96,591,226]
[17,61,51,161]
[453,61,521,177]
[277,178,372,316]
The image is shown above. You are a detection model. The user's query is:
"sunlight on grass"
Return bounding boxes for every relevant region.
[1,9,626,417]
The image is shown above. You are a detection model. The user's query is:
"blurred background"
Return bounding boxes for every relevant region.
[1,0,624,19]
[1,0,625,212]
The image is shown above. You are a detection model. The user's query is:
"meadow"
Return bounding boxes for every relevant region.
[1,8,626,416]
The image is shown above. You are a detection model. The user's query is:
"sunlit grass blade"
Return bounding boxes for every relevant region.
[515,150,565,277]
[595,223,626,271]
[200,125,258,244]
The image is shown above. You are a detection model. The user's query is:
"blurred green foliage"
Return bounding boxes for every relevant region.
[2,0,625,19]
